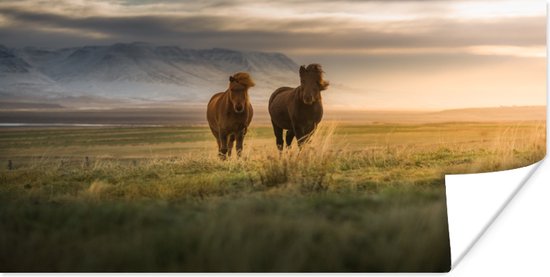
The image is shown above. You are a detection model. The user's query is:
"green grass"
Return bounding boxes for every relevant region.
[0,121,545,272]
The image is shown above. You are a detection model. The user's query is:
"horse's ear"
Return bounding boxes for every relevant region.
[229,76,235,82]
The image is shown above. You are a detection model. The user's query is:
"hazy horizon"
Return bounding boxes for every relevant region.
[0,0,546,110]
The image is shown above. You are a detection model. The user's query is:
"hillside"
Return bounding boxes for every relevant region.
[0,42,299,107]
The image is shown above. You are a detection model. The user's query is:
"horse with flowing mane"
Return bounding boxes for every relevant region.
[207,72,255,159]
[268,64,329,150]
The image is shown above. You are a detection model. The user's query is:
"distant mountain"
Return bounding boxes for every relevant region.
[0,42,299,108]
[0,45,32,73]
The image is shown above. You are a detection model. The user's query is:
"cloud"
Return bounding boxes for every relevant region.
[0,0,544,58]
[0,0,544,109]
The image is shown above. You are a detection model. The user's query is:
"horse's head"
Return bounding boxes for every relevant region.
[228,72,255,113]
[299,64,329,105]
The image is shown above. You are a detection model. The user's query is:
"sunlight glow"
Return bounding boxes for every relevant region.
[466,45,546,58]
[449,0,544,19]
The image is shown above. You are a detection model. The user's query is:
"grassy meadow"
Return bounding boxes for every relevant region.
[0,121,545,271]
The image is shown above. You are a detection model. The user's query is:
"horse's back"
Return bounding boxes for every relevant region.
[207,92,225,127]
[246,103,254,126]
[269,86,294,113]
[208,92,225,107]
[269,87,294,130]
[269,87,293,105]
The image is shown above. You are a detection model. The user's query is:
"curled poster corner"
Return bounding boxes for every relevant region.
[445,161,543,269]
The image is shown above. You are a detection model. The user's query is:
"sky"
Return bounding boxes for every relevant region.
[0,0,546,110]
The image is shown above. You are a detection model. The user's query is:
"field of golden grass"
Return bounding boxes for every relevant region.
[0,121,545,271]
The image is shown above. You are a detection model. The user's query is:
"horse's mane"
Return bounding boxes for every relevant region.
[305,64,329,90]
[306,64,323,73]
[230,72,255,88]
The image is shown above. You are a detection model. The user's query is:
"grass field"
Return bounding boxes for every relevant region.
[0,121,545,272]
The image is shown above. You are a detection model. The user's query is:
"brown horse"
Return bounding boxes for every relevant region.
[268,64,329,150]
[207,72,255,159]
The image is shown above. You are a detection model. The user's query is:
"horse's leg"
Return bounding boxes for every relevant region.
[218,132,229,160]
[235,129,245,157]
[295,125,314,148]
[212,129,221,153]
[285,130,294,148]
[272,121,284,151]
[292,123,306,148]
[227,134,235,157]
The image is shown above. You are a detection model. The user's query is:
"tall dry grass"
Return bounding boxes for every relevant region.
[1,121,544,202]
[242,123,342,193]
[444,121,546,173]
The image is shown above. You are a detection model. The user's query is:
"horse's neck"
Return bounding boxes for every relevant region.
[222,89,231,105]
[294,86,303,98]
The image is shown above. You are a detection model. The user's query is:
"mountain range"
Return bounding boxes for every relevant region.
[0,42,299,108]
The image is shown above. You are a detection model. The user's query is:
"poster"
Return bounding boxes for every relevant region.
[0,0,546,272]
